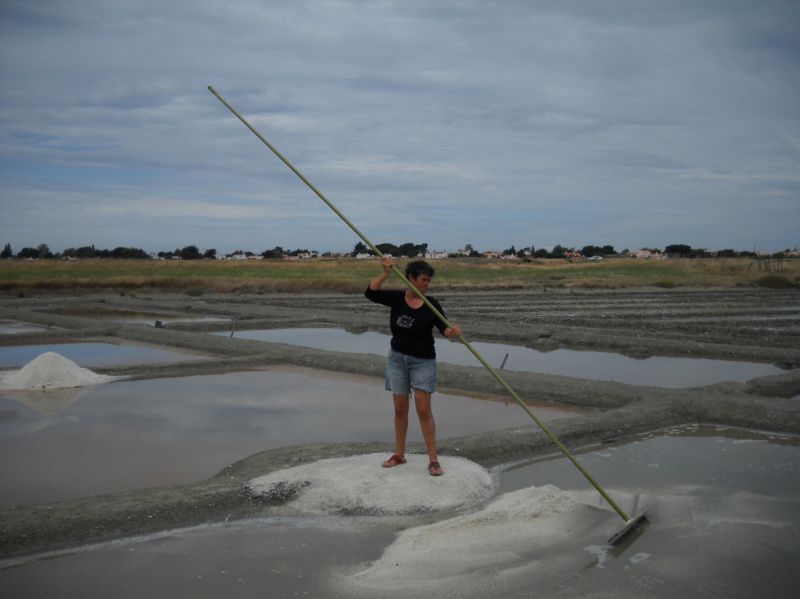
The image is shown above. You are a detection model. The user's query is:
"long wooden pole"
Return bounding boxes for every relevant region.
[207,85,632,524]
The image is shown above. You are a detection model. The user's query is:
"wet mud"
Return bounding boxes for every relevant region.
[0,287,798,557]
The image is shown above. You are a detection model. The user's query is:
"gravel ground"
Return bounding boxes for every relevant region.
[1,287,798,557]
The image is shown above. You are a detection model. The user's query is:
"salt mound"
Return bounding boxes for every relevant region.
[0,352,118,391]
[337,486,800,598]
[337,485,622,597]
[247,453,496,515]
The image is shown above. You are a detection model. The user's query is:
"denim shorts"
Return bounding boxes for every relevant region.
[385,349,437,395]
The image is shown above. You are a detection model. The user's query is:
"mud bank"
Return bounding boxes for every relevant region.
[0,288,798,557]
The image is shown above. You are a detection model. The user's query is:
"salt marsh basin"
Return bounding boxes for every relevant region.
[0,366,580,506]
[0,287,798,597]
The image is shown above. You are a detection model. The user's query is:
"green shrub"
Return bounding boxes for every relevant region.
[755,275,795,289]
[654,280,677,288]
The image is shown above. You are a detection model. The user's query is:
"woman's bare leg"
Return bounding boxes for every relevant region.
[414,389,442,473]
[386,393,410,462]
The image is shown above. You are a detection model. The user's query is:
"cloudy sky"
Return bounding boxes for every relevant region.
[1,0,798,255]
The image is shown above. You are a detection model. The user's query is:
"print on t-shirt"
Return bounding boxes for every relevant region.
[396,314,415,328]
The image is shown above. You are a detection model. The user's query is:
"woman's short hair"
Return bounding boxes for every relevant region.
[405,260,435,279]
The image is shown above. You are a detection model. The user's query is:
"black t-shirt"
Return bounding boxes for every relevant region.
[364,287,448,359]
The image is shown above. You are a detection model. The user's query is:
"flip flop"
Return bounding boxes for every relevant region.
[382,454,407,468]
[428,461,443,476]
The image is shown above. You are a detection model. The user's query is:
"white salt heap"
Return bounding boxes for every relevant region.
[335,486,800,599]
[337,485,625,598]
[247,453,496,515]
[0,352,118,391]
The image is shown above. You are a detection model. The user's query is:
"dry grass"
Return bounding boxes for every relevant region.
[1,257,798,295]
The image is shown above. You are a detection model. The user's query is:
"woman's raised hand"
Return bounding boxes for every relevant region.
[381,255,393,273]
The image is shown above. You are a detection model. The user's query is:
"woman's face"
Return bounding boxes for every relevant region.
[409,273,432,294]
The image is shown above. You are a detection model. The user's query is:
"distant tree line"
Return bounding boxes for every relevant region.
[157,246,216,260]
[482,243,769,259]
[351,241,429,257]
[67,246,151,259]
[0,241,791,261]
[0,243,315,261]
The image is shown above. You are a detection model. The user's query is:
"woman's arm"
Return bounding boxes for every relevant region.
[430,297,462,338]
[369,255,394,290]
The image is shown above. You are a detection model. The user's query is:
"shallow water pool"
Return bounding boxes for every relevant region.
[221,327,786,387]
[490,425,800,598]
[0,366,579,506]
[498,424,800,496]
[43,307,227,326]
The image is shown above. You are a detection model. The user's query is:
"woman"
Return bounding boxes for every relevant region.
[365,255,462,476]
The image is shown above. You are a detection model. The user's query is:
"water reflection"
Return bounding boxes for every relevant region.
[0,366,579,506]
[1,387,90,416]
[499,424,800,497]
[221,327,786,387]
[42,308,226,325]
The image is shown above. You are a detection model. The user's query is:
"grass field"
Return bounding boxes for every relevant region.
[1,257,798,294]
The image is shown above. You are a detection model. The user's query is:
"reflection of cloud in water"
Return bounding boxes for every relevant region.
[0,368,578,505]
[230,327,785,387]
[0,402,65,437]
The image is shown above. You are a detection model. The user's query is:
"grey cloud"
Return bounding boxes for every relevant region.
[1,0,798,254]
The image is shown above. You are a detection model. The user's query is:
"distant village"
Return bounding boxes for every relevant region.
[2,241,798,261]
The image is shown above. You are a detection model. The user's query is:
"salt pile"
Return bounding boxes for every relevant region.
[338,486,800,598]
[0,352,119,391]
[337,485,623,598]
[247,453,496,515]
